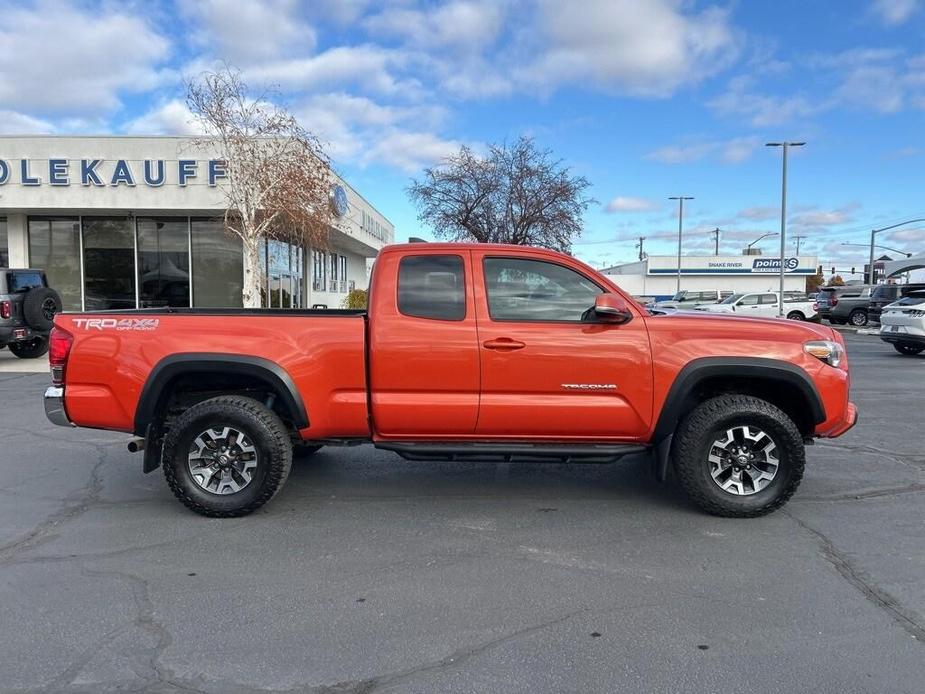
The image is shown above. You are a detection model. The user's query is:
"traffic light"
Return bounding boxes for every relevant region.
[851,267,856,275]
[831,267,835,275]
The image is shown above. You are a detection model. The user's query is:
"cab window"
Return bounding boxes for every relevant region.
[397,255,466,321]
[483,257,602,322]
[738,294,759,306]
[759,294,778,304]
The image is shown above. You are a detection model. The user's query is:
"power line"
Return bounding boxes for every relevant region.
[792,235,806,254]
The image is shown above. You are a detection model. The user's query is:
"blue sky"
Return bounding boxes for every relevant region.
[2,0,924,274]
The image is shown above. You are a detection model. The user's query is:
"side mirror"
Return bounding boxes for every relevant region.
[593,293,633,324]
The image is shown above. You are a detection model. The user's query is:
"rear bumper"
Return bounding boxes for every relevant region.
[880,332,925,346]
[44,386,73,427]
[0,324,40,346]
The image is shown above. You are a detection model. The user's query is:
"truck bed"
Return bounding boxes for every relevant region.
[56,310,370,439]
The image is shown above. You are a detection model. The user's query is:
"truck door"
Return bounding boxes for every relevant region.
[756,293,780,317]
[368,250,480,436]
[473,252,653,440]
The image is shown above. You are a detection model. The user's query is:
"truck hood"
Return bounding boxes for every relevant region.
[650,308,836,340]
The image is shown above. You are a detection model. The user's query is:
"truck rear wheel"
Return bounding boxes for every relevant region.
[162,396,293,517]
[671,395,804,517]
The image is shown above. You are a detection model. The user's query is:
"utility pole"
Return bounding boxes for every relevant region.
[792,235,806,255]
[669,196,694,294]
[710,228,721,255]
[636,236,646,261]
[766,141,805,316]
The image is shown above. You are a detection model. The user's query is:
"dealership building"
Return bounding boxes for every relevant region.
[0,136,393,311]
[602,254,819,301]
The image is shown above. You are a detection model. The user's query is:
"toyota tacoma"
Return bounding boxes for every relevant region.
[44,243,857,518]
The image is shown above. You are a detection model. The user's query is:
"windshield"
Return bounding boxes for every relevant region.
[721,294,743,304]
[896,293,925,306]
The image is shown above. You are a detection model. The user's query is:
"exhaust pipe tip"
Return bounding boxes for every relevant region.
[127,437,146,453]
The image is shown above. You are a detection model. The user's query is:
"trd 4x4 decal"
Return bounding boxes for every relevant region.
[73,318,159,331]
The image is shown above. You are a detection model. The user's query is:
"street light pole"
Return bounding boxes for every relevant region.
[669,196,694,294]
[746,232,778,252]
[766,141,805,317]
[867,218,925,284]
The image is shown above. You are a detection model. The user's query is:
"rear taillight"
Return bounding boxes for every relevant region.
[49,326,73,386]
[0,300,10,319]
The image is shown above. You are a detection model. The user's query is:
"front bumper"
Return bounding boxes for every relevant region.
[44,386,73,427]
[818,401,858,438]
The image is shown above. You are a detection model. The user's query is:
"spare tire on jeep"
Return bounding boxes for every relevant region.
[22,287,62,331]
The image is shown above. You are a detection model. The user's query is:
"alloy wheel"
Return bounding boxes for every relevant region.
[187,426,258,495]
[707,425,779,496]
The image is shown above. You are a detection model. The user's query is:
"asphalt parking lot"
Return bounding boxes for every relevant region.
[0,332,922,694]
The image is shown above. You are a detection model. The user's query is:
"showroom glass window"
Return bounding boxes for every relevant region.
[483,257,602,322]
[313,250,326,291]
[82,217,136,310]
[0,218,7,267]
[27,217,81,310]
[137,217,190,308]
[191,218,243,307]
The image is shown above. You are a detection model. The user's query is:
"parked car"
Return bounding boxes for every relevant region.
[0,268,62,358]
[824,287,875,326]
[879,289,925,355]
[650,289,733,310]
[45,242,856,519]
[868,283,925,324]
[815,286,873,324]
[695,291,819,321]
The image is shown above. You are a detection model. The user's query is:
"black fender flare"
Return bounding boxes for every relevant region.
[133,353,309,436]
[652,357,825,481]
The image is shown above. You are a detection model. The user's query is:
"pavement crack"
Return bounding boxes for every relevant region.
[0,443,108,566]
[784,509,925,644]
[796,482,925,502]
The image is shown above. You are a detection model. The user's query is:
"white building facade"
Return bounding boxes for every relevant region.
[0,136,393,311]
[603,254,819,301]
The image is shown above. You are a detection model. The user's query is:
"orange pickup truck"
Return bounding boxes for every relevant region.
[44,243,856,518]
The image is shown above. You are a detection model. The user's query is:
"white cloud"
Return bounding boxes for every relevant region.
[708,76,821,126]
[296,93,456,171]
[738,206,779,222]
[520,0,740,96]
[364,2,503,52]
[365,130,463,172]
[123,100,204,136]
[179,0,316,64]
[871,0,920,25]
[791,204,859,228]
[0,1,170,114]
[606,196,659,213]
[0,110,56,135]
[644,136,760,164]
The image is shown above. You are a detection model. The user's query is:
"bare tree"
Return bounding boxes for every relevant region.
[187,67,334,307]
[408,137,594,254]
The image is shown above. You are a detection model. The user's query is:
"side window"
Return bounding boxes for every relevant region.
[8,271,45,292]
[759,294,778,305]
[739,294,759,306]
[398,255,466,321]
[484,257,602,322]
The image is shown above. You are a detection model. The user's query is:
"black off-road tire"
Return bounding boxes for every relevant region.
[162,396,293,517]
[671,394,805,518]
[786,311,805,321]
[294,444,324,459]
[8,337,49,359]
[22,287,62,331]
[848,309,868,327]
[893,342,925,356]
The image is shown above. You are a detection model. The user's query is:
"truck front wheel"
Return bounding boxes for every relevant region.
[162,396,293,517]
[671,395,805,517]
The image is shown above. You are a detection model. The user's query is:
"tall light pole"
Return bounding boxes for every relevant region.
[746,232,778,253]
[867,219,925,284]
[766,141,805,316]
[669,196,694,293]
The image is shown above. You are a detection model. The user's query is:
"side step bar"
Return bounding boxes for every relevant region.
[375,441,649,464]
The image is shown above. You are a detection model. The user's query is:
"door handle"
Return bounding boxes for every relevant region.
[483,337,526,351]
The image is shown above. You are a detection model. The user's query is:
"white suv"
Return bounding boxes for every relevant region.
[695,291,818,321]
[879,289,925,356]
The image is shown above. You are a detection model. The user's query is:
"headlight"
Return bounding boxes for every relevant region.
[804,340,844,368]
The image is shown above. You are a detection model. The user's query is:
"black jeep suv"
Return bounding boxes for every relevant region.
[0,269,62,359]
